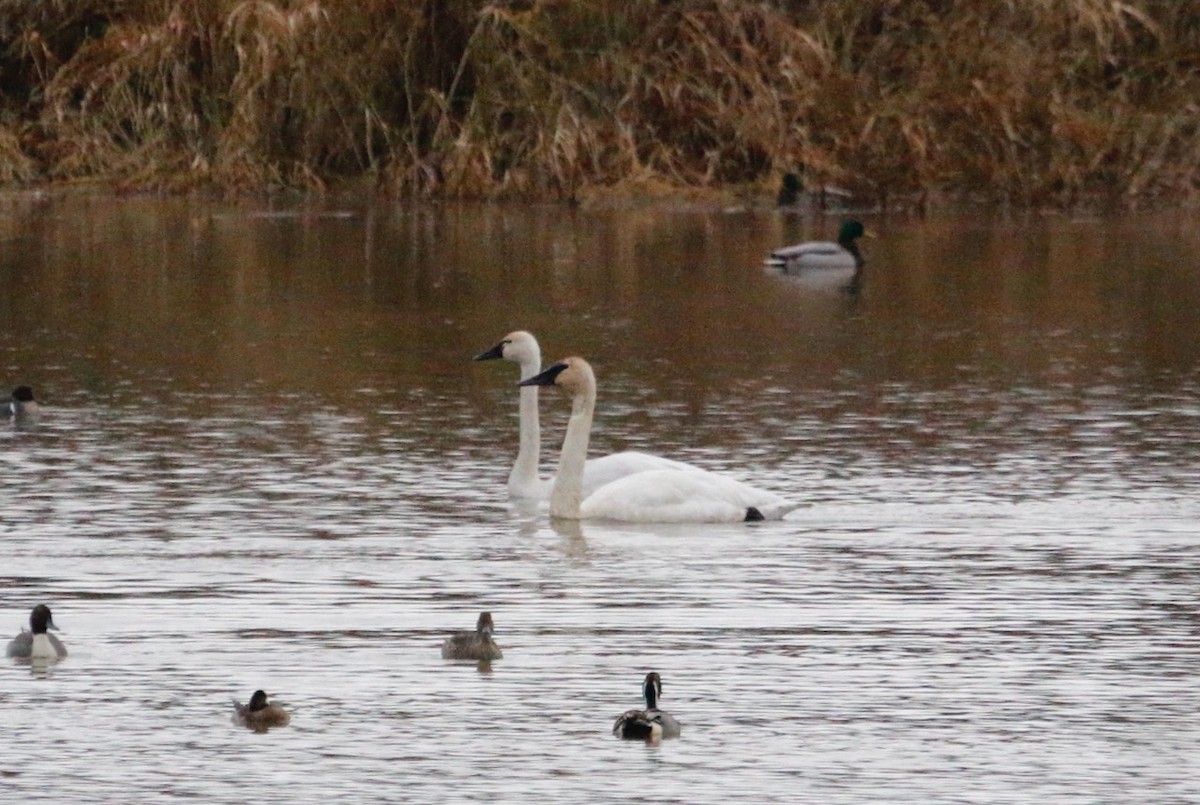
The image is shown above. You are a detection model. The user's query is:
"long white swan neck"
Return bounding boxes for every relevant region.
[509,349,542,494]
[549,375,594,519]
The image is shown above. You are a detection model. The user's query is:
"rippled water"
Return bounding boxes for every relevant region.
[2,194,1199,802]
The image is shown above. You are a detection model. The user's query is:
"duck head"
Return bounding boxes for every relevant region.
[30,604,58,634]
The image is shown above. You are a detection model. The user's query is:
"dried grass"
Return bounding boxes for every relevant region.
[0,0,1195,205]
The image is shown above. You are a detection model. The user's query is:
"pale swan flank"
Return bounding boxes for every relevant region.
[612,672,681,741]
[518,357,800,523]
[474,331,700,500]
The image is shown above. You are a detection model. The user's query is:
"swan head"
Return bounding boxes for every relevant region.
[642,672,663,709]
[475,611,495,637]
[474,331,540,366]
[518,356,594,397]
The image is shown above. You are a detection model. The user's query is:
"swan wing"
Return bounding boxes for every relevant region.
[581,451,701,498]
[516,451,702,501]
[581,468,798,523]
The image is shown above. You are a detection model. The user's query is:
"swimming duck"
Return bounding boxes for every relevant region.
[518,357,799,522]
[474,331,702,500]
[776,169,857,210]
[232,690,291,730]
[4,386,39,419]
[441,612,503,661]
[6,604,68,660]
[766,219,868,272]
[612,672,681,741]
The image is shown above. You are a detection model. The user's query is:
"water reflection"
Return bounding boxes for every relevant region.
[1,195,1198,803]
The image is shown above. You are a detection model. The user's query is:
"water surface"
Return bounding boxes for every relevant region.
[2,194,1198,802]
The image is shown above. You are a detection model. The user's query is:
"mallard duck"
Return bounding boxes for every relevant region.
[232,690,291,730]
[612,672,682,741]
[441,611,503,661]
[766,220,868,272]
[776,169,857,210]
[6,604,67,660]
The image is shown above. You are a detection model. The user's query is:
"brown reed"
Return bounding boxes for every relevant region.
[0,0,1195,206]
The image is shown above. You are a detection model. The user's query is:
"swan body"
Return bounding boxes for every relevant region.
[519,357,799,523]
[6,604,67,660]
[441,611,503,661]
[475,331,700,500]
[766,219,867,272]
[613,672,681,741]
[232,690,290,730]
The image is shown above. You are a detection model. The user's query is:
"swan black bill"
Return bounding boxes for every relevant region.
[518,362,569,387]
[473,342,505,361]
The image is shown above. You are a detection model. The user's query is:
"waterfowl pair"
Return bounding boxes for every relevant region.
[519,357,798,523]
[474,331,702,500]
[232,690,290,730]
[613,672,681,741]
[441,611,503,661]
[6,604,67,660]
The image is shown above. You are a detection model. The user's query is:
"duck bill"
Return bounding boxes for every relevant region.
[473,342,505,362]
[518,362,568,387]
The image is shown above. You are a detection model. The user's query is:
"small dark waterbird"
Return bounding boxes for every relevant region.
[612,671,682,741]
[6,604,67,660]
[441,611,504,661]
[232,690,291,730]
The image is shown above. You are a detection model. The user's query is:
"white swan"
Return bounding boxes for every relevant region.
[519,357,800,523]
[474,331,700,500]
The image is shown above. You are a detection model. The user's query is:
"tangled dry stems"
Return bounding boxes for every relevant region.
[0,0,1195,206]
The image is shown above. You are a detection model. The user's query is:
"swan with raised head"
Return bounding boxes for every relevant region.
[6,604,67,660]
[519,357,799,523]
[613,672,681,741]
[475,331,700,500]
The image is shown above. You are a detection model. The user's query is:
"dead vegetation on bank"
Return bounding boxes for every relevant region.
[0,0,1196,206]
